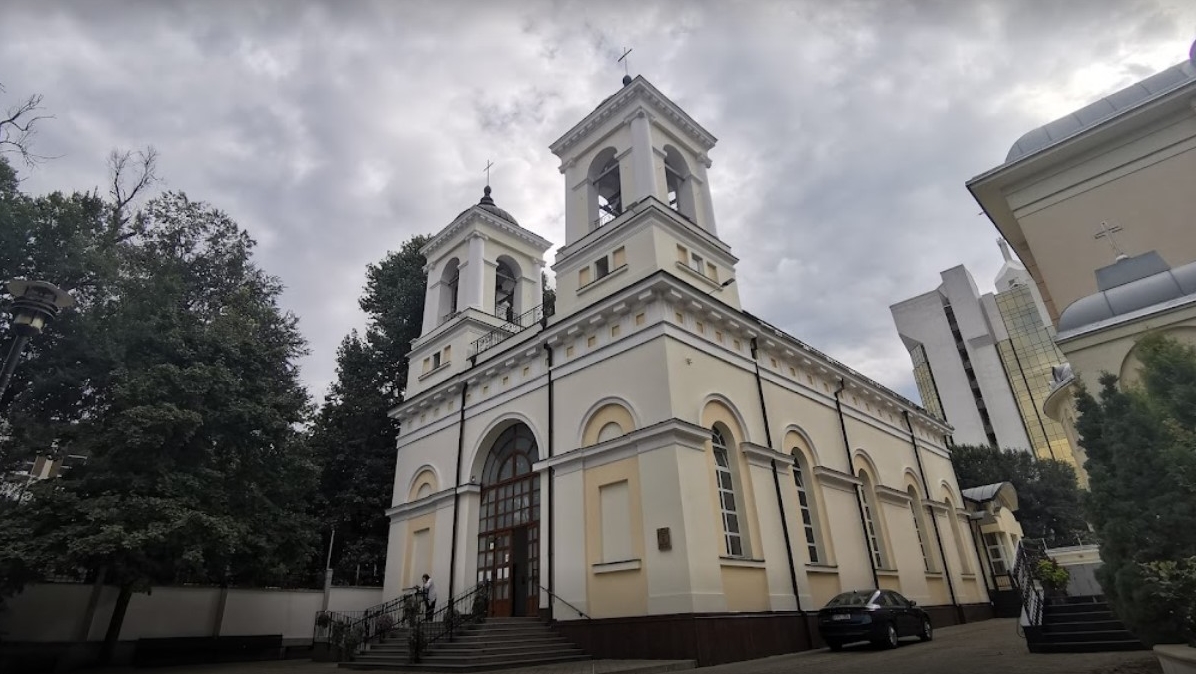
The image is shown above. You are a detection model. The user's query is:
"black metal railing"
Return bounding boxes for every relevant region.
[1011,539,1048,629]
[470,304,545,357]
[539,584,590,620]
[314,581,492,664]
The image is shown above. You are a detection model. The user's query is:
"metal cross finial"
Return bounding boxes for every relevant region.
[483,160,494,187]
[1094,221,1126,259]
[618,47,633,75]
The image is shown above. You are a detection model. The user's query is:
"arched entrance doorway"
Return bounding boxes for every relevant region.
[476,423,540,617]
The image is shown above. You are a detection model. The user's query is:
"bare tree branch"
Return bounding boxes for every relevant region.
[108,146,160,238]
[0,84,55,166]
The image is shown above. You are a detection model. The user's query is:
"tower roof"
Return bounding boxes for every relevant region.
[1057,253,1196,335]
[1004,58,1196,164]
[453,185,520,226]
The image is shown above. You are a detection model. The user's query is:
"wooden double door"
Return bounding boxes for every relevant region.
[476,424,540,617]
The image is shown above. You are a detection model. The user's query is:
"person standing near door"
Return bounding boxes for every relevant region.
[422,574,437,621]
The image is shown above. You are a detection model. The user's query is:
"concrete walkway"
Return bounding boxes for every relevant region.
[93,619,1162,674]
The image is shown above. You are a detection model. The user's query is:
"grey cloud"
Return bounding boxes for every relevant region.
[2,0,1193,404]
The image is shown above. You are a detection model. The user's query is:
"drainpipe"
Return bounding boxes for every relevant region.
[447,380,470,600]
[544,342,556,620]
[835,378,879,589]
[748,340,804,624]
[903,410,962,625]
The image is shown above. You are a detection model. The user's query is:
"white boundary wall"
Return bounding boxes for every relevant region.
[0,583,383,642]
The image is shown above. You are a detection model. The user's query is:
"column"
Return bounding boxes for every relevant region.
[692,154,718,236]
[462,232,487,311]
[629,109,657,204]
[421,263,440,333]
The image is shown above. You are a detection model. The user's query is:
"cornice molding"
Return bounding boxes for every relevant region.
[740,442,795,469]
[421,207,552,260]
[386,486,456,520]
[549,77,718,158]
[813,466,861,493]
[875,485,913,505]
[534,418,709,476]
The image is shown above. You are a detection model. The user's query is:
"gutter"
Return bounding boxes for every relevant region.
[447,377,470,600]
[835,378,878,588]
[749,339,805,631]
[543,340,556,619]
[903,410,961,624]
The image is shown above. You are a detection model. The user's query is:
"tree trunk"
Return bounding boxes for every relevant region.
[100,585,133,665]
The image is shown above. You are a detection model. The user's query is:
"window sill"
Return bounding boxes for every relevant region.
[961,573,977,579]
[674,261,719,288]
[805,564,839,574]
[924,571,944,578]
[719,557,766,569]
[418,361,451,381]
[876,568,900,577]
[578,263,629,296]
[592,559,641,574]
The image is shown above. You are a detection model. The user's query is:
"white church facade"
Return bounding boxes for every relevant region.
[382,75,994,664]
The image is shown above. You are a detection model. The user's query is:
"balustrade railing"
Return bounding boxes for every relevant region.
[1011,538,1048,628]
[314,581,492,664]
[470,304,546,357]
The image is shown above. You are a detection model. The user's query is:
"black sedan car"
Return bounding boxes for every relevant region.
[817,589,933,650]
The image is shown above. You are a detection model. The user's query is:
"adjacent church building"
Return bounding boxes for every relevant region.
[383,75,993,664]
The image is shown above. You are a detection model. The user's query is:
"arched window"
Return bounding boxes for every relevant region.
[495,259,518,322]
[791,451,823,564]
[944,495,972,574]
[907,486,934,572]
[440,258,460,322]
[663,146,696,220]
[597,421,623,443]
[857,469,888,569]
[589,149,623,229]
[712,425,745,558]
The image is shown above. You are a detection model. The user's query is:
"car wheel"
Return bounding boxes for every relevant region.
[919,617,933,642]
[827,641,843,652]
[873,623,899,649]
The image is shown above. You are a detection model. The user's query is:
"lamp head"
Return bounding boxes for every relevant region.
[6,280,74,337]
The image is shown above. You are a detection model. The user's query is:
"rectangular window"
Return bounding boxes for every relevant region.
[793,463,820,564]
[596,256,610,279]
[691,253,705,276]
[713,430,744,557]
[600,481,633,563]
[676,244,688,263]
[706,262,718,282]
[913,503,933,571]
[612,246,626,268]
[635,312,645,326]
[432,352,442,369]
[443,345,451,362]
[611,324,621,338]
[422,357,431,374]
[861,491,884,568]
[985,532,1008,575]
[579,267,591,286]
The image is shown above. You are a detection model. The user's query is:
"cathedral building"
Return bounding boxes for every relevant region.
[383,75,993,664]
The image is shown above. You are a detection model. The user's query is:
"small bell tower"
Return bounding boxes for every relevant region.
[405,185,551,398]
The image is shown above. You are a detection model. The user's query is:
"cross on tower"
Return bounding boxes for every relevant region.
[483,160,494,187]
[1094,221,1127,259]
[618,47,633,76]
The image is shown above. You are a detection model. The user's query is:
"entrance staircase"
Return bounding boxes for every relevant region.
[1028,595,1147,654]
[341,617,590,671]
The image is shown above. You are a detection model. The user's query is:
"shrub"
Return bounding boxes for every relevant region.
[1136,557,1196,647]
[1035,558,1070,592]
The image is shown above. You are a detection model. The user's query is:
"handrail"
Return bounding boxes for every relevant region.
[470,304,546,357]
[539,583,590,620]
[1010,539,1047,632]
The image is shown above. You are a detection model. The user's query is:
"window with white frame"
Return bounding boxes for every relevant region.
[984,532,1008,575]
[908,487,933,571]
[792,455,822,564]
[858,471,886,568]
[712,428,744,557]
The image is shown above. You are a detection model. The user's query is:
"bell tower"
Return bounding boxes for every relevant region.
[548,76,739,317]
[405,186,552,398]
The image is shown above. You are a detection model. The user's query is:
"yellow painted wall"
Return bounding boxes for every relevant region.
[581,403,637,446]
[721,565,770,612]
[583,456,649,618]
[925,577,949,606]
[877,573,901,593]
[807,572,841,608]
[403,512,436,588]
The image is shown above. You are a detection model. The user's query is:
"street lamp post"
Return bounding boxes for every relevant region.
[0,279,75,402]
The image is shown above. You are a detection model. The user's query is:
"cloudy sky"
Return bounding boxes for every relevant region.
[3,0,1194,403]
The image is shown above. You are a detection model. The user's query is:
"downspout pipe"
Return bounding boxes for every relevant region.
[543,342,556,620]
[749,339,804,621]
[834,378,879,589]
[447,379,470,600]
[903,410,962,624]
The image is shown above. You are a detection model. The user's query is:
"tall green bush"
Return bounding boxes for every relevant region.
[1075,334,1196,646]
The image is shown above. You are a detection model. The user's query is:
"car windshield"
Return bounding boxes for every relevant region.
[825,591,876,607]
